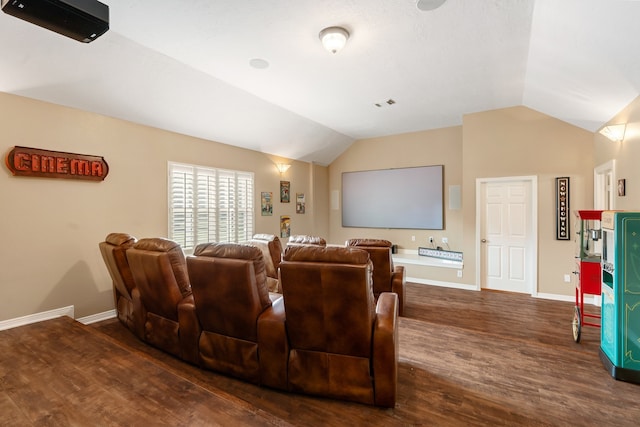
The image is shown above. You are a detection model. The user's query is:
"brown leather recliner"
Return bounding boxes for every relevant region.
[187,243,288,390]
[287,234,327,247]
[98,233,145,339]
[346,238,406,316]
[279,245,399,407]
[126,238,199,364]
[248,233,283,293]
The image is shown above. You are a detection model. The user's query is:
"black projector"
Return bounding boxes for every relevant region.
[1,0,109,43]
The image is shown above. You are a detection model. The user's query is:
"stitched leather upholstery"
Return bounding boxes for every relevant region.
[279,245,398,407]
[346,238,406,316]
[98,233,145,339]
[126,237,199,364]
[248,234,283,293]
[188,242,288,388]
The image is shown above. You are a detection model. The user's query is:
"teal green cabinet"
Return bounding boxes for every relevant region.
[600,211,640,383]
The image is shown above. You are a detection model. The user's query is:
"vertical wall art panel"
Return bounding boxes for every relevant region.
[556,177,570,240]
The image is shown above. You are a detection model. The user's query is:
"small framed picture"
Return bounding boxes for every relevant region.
[296,193,305,214]
[280,181,290,203]
[261,192,273,216]
[618,179,626,197]
[280,215,291,238]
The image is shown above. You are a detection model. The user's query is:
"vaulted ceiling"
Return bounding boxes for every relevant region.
[1,0,639,165]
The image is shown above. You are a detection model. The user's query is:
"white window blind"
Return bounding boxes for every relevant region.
[168,162,254,252]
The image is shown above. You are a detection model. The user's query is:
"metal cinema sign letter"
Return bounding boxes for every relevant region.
[5,146,109,181]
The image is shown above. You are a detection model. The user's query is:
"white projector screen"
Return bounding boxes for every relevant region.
[342,165,444,230]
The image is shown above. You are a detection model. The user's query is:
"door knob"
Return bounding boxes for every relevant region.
[481,239,487,243]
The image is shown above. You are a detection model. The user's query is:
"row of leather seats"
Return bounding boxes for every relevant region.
[250,234,406,316]
[99,233,399,407]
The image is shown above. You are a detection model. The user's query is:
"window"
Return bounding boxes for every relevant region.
[168,162,254,252]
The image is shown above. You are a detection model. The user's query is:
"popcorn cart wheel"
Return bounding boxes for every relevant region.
[572,306,582,342]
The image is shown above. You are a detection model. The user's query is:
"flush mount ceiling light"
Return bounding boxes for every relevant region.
[599,124,627,142]
[249,58,270,69]
[319,26,349,54]
[416,0,447,11]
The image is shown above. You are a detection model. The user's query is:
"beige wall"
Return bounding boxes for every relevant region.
[462,106,594,295]
[328,126,464,283]
[330,106,595,295]
[0,92,322,321]
[3,89,627,322]
[328,126,463,246]
[594,95,640,210]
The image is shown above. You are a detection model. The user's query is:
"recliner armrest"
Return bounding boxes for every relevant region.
[257,297,288,390]
[177,295,200,366]
[391,266,406,316]
[372,292,399,408]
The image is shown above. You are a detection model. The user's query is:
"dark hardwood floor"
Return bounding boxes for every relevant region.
[2,283,639,426]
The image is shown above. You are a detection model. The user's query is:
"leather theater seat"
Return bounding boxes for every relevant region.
[279,245,399,407]
[98,232,145,339]
[248,233,283,293]
[187,242,288,389]
[346,238,406,316]
[286,234,327,247]
[126,237,199,364]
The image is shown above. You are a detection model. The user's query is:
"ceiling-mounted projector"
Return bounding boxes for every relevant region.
[1,0,109,43]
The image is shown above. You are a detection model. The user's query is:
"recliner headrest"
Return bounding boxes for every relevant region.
[133,237,182,252]
[288,235,327,246]
[284,245,369,264]
[346,238,392,248]
[105,232,137,246]
[251,233,279,243]
[194,242,262,261]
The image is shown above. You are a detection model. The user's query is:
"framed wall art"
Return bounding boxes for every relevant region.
[280,181,290,203]
[280,215,291,238]
[555,177,570,240]
[296,193,305,214]
[618,179,626,197]
[261,191,273,216]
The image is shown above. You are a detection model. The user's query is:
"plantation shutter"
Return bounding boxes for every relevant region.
[168,162,254,252]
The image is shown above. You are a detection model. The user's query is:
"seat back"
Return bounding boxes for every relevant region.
[279,245,376,403]
[99,232,137,303]
[248,233,283,292]
[287,234,327,247]
[187,242,272,382]
[98,233,142,336]
[126,237,193,357]
[345,238,394,297]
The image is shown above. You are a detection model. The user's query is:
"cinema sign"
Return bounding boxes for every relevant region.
[5,146,109,181]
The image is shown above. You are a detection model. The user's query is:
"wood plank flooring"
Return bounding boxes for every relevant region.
[2,283,640,426]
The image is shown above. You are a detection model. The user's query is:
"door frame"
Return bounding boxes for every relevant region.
[475,176,538,295]
[594,160,615,210]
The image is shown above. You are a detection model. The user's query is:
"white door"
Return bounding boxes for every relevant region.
[594,160,615,210]
[478,178,536,294]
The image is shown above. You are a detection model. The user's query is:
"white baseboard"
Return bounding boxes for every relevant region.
[0,305,74,331]
[77,310,117,325]
[410,280,600,306]
[408,277,478,291]
[536,292,600,306]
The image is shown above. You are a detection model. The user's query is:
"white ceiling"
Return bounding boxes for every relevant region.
[1,0,639,165]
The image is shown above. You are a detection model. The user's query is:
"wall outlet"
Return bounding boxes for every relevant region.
[411,235,416,242]
[564,274,571,283]
[457,270,463,278]
[442,237,448,244]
